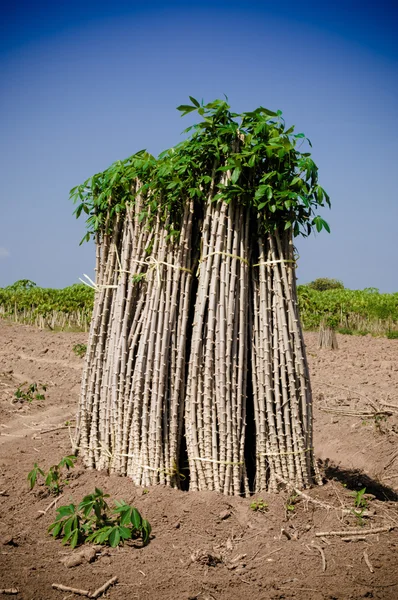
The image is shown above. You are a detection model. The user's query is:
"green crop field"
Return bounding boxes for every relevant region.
[1,279,397,336]
[0,280,94,331]
[297,285,398,335]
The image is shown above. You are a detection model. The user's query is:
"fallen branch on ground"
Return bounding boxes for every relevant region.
[33,425,68,437]
[0,590,19,596]
[91,577,118,599]
[253,547,282,562]
[274,475,351,515]
[363,549,374,573]
[281,528,292,540]
[384,451,398,471]
[381,401,398,411]
[52,576,118,598]
[51,584,89,597]
[319,407,392,418]
[37,494,64,518]
[316,525,395,537]
[312,543,326,572]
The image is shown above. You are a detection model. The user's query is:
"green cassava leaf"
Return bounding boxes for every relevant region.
[130,508,142,530]
[176,105,197,115]
[48,521,63,537]
[108,527,121,548]
[56,504,76,518]
[119,526,132,540]
[119,508,132,527]
[189,96,200,108]
[231,167,241,184]
[141,519,152,545]
[320,218,331,233]
[70,529,80,549]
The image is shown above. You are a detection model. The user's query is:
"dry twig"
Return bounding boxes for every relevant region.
[380,401,398,411]
[37,494,64,518]
[320,536,331,545]
[319,407,392,418]
[316,525,395,537]
[363,549,374,573]
[52,576,118,599]
[312,543,326,571]
[384,451,398,471]
[253,547,282,562]
[274,474,351,515]
[52,585,90,597]
[91,577,118,599]
[33,425,68,437]
[0,591,19,596]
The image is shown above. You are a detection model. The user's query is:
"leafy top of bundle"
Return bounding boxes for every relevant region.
[71,97,330,243]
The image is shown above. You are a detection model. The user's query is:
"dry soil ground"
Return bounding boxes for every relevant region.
[1,321,398,600]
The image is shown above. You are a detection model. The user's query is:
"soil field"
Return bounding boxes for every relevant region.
[0,320,398,600]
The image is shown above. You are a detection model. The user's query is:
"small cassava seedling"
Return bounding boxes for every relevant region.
[373,413,388,433]
[48,488,152,549]
[350,487,369,526]
[14,382,47,403]
[286,493,298,516]
[72,343,87,358]
[250,498,269,513]
[28,455,77,495]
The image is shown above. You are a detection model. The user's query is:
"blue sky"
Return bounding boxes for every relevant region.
[1,1,397,291]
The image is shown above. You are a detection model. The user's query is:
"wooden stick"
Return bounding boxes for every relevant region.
[380,401,398,410]
[316,525,395,537]
[33,425,68,437]
[320,536,331,546]
[253,547,282,562]
[363,550,374,573]
[0,591,19,596]
[384,451,398,471]
[319,407,392,418]
[51,584,90,597]
[90,576,118,598]
[274,474,351,514]
[37,494,64,517]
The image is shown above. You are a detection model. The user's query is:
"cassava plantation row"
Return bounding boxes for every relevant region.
[72,98,329,495]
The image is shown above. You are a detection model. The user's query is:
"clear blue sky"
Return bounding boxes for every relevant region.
[1,1,397,291]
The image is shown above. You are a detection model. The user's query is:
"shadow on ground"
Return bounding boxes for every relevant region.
[323,460,398,502]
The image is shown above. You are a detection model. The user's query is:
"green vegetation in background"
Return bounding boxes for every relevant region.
[298,281,398,334]
[0,280,94,331]
[306,277,344,291]
[1,279,397,336]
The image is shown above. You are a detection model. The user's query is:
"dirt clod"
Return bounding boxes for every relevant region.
[219,510,231,520]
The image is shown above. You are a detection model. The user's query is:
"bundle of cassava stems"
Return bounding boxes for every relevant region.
[74,103,325,495]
